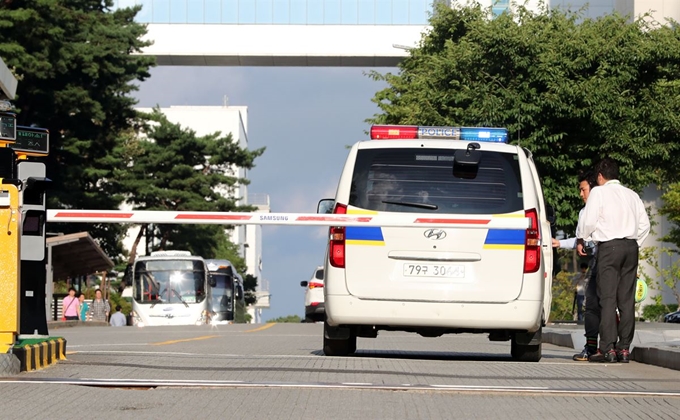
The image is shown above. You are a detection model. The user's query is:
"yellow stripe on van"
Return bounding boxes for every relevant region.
[483,244,525,250]
[346,239,385,246]
[492,213,525,218]
[347,208,379,215]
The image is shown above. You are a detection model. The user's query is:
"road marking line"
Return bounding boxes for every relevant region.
[3,378,680,398]
[244,323,276,333]
[152,335,219,346]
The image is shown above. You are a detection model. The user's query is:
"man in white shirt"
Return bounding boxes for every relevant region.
[109,305,127,327]
[577,158,650,363]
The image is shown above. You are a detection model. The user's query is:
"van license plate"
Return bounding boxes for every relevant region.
[403,264,465,278]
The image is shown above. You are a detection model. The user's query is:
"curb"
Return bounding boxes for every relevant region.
[631,345,680,371]
[47,321,108,329]
[12,338,67,372]
[543,330,680,371]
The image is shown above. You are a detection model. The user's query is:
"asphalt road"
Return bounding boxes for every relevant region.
[2,323,679,419]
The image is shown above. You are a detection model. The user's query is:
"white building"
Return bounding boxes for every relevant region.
[124,105,271,319]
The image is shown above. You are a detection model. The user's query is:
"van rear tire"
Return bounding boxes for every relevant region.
[510,339,542,362]
[323,322,357,356]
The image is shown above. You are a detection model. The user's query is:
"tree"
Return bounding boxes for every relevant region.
[117,109,264,262]
[367,3,680,235]
[0,1,155,257]
[242,273,258,306]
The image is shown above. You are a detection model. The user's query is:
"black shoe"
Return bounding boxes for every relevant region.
[572,346,596,361]
[589,350,618,363]
[617,349,630,363]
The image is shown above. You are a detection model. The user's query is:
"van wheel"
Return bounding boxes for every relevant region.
[323,323,357,356]
[511,338,542,362]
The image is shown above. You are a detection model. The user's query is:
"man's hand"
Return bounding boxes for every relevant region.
[552,238,560,247]
[576,238,587,256]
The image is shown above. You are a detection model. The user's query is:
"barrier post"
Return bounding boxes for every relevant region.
[17,160,50,335]
[0,183,20,353]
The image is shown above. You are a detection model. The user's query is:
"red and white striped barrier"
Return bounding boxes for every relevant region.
[46,210,530,229]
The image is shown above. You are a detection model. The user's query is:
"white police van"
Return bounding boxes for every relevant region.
[318,125,553,362]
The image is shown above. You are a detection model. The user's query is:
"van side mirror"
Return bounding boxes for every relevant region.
[235,285,243,300]
[300,281,308,287]
[208,274,216,288]
[546,205,556,225]
[317,199,334,214]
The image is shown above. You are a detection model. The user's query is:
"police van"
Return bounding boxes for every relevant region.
[318,125,553,362]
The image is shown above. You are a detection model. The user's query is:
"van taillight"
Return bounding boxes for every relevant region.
[329,203,347,268]
[524,208,541,273]
[308,282,324,289]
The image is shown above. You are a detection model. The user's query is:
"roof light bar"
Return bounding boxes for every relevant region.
[370,125,508,143]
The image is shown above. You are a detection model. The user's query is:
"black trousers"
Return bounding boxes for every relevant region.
[596,238,639,352]
[584,269,599,346]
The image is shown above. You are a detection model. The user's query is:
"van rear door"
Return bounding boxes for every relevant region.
[343,146,529,303]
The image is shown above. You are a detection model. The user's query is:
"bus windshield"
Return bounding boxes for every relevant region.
[133,259,206,305]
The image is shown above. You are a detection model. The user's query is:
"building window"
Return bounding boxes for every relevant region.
[492,0,510,17]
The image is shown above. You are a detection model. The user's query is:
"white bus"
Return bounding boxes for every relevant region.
[126,251,213,327]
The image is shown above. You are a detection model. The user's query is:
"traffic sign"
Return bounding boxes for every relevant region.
[14,126,49,156]
[0,111,16,144]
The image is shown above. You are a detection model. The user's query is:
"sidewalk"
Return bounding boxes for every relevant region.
[543,321,680,371]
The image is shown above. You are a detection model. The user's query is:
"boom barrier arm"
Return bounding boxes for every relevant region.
[47,210,531,229]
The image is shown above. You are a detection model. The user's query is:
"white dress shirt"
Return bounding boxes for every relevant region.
[559,208,598,254]
[576,180,650,246]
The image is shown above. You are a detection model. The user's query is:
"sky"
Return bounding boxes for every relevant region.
[134,66,394,321]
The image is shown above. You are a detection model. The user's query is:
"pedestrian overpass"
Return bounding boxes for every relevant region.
[121,0,448,66]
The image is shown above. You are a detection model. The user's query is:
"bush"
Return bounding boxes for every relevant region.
[641,304,679,322]
[267,315,302,323]
[108,292,132,316]
[550,271,578,322]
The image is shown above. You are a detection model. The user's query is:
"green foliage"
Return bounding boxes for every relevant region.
[641,303,678,322]
[267,315,301,323]
[639,245,680,306]
[242,273,258,306]
[108,292,132,316]
[367,3,680,236]
[659,183,680,247]
[214,239,248,274]
[550,271,579,321]
[233,300,251,323]
[0,0,155,258]
[118,109,265,258]
[53,281,68,295]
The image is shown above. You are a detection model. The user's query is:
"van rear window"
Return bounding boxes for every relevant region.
[349,148,523,214]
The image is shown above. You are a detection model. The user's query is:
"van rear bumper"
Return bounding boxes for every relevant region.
[325,295,542,332]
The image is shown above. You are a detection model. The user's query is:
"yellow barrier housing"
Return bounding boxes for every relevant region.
[0,182,20,354]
